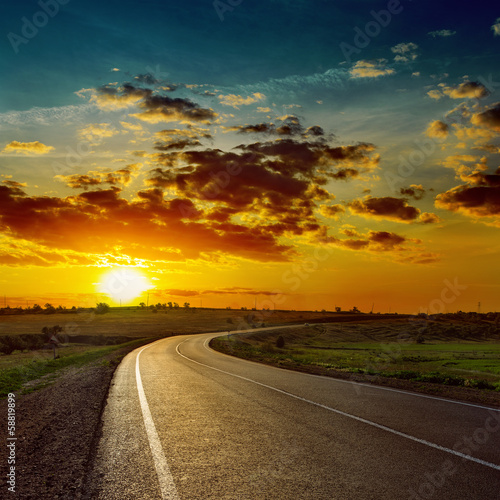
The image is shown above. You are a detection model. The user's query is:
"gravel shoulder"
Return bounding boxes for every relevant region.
[0,342,151,499]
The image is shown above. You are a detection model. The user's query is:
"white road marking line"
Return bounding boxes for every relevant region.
[136,342,180,500]
[204,333,500,412]
[175,338,500,472]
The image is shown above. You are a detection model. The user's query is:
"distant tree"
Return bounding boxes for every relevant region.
[95,302,110,314]
[139,302,146,308]
[351,306,360,313]
[173,302,179,309]
[44,303,56,314]
[241,306,247,311]
[183,302,190,308]
[167,302,173,309]
[335,307,341,313]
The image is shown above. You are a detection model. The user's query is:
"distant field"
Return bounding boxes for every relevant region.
[211,320,500,392]
[0,308,406,337]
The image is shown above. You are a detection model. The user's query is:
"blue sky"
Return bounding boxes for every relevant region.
[0,0,499,311]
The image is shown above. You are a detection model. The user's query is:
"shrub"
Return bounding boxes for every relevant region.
[0,335,28,354]
[95,302,110,314]
[276,335,285,348]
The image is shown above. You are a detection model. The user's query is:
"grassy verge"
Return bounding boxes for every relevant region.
[211,323,500,393]
[0,338,157,398]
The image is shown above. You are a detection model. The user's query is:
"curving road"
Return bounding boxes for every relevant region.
[87,328,500,499]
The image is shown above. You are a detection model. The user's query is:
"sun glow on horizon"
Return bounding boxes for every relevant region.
[97,268,153,304]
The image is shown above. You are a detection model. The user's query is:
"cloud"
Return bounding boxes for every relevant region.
[319,229,437,263]
[471,102,500,132]
[146,137,378,239]
[400,184,426,200]
[224,116,321,137]
[0,181,295,264]
[131,94,217,124]
[435,171,500,223]
[348,196,421,222]
[350,60,395,78]
[154,138,202,151]
[419,212,441,224]
[428,29,456,38]
[426,120,449,138]
[318,204,345,219]
[120,121,144,131]
[217,92,266,109]
[427,81,490,100]
[85,84,151,110]
[2,141,54,155]
[492,18,500,36]
[78,123,118,143]
[55,164,142,190]
[427,90,443,100]
[391,42,418,62]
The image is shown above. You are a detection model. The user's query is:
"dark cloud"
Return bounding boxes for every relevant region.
[329,168,359,180]
[0,181,294,263]
[227,116,309,136]
[400,184,426,200]
[318,228,437,263]
[90,84,152,109]
[133,94,217,124]
[154,139,202,151]
[145,137,378,238]
[348,196,420,222]
[471,102,500,132]
[435,172,500,221]
[56,164,141,190]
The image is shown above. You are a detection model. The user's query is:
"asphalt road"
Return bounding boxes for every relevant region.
[88,327,500,499]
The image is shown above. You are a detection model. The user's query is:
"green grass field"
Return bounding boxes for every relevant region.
[211,320,500,391]
[0,338,155,398]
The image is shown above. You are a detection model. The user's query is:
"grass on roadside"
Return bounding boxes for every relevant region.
[211,324,500,392]
[0,338,157,398]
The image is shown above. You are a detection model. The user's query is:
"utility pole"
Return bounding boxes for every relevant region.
[478,301,481,314]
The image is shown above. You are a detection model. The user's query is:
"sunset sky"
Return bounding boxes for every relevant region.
[0,0,499,313]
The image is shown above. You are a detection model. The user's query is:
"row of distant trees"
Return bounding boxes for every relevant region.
[139,302,191,310]
[0,302,111,315]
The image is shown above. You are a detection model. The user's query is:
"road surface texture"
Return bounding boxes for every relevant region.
[87,327,500,499]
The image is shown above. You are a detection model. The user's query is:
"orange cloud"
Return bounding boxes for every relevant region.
[471,102,500,132]
[350,59,395,78]
[218,92,266,108]
[3,141,54,155]
[426,120,449,138]
[348,196,421,222]
[435,170,500,224]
